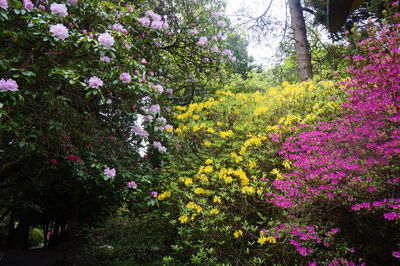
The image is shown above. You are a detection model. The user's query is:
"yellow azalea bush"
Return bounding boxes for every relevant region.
[160,79,345,264]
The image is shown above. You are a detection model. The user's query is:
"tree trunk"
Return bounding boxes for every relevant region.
[289,0,313,81]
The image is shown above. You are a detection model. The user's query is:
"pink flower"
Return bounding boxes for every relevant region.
[198,36,208,46]
[49,24,69,40]
[217,20,225,27]
[23,0,34,11]
[128,181,137,188]
[132,125,149,139]
[141,58,148,64]
[153,84,163,93]
[151,20,163,29]
[166,88,173,94]
[138,17,150,26]
[100,56,111,63]
[0,79,18,91]
[148,104,160,115]
[211,45,219,52]
[98,33,115,48]
[151,191,158,198]
[38,4,45,11]
[153,141,167,153]
[104,167,116,179]
[120,72,131,84]
[112,23,123,31]
[88,76,103,88]
[0,0,8,10]
[50,3,68,17]
[50,159,58,165]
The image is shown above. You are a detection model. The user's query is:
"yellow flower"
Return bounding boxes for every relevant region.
[194,187,205,194]
[249,161,257,168]
[203,166,213,173]
[192,115,200,120]
[205,159,213,165]
[210,208,219,214]
[271,168,280,175]
[233,230,243,238]
[283,160,291,169]
[166,127,173,133]
[258,236,276,244]
[220,130,233,138]
[176,105,187,111]
[257,236,267,245]
[157,191,171,200]
[213,196,222,203]
[193,125,200,132]
[204,140,212,147]
[195,206,203,213]
[191,214,197,221]
[224,176,233,184]
[235,156,243,163]
[178,216,188,224]
[241,186,255,194]
[207,128,215,133]
[184,178,193,186]
[216,122,223,126]
[187,202,197,209]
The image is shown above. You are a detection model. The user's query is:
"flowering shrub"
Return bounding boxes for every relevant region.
[159,79,343,264]
[267,16,400,265]
[0,0,244,248]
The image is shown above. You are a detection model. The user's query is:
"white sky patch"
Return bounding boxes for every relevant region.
[225,0,287,68]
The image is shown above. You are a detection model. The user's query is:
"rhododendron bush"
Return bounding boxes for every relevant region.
[0,0,242,248]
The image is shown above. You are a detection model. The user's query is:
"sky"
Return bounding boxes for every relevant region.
[224,0,287,68]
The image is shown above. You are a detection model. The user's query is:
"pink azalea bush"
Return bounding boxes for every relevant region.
[267,18,400,264]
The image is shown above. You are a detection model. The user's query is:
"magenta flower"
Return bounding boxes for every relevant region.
[98,33,115,48]
[0,79,18,91]
[151,191,158,198]
[128,181,137,188]
[0,0,8,10]
[120,72,131,84]
[88,76,103,88]
[393,251,400,258]
[50,3,68,17]
[23,0,34,11]
[68,155,80,163]
[49,24,69,40]
[104,167,116,179]
[50,159,58,165]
